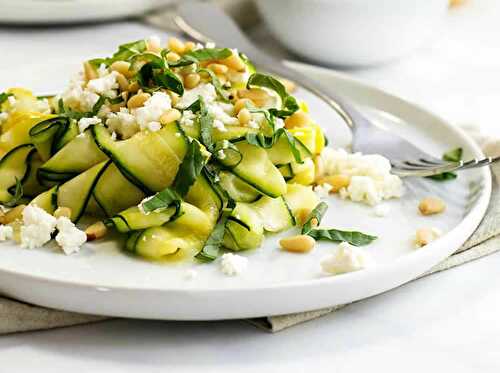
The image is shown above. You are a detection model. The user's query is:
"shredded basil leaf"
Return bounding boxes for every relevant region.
[154,69,184,96]
[4,177,24,207]
[198,96,214,150]
[185,98,201,113]
[198,68,229,102]
[140,187,181,215]
[301,202,328,235]
[307,229,377,246]
[89,39,147,67]
[247,73,299,117]
[0,92,12,108]
[246,128,304,163]
[168,48,232,68]
[427,147,463,181]
[172,140,205,196]
[214,140,243,168]
[195,213,229,262]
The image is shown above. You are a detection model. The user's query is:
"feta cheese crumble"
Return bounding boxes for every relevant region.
[220,253,248,276]
[176,83,217,109]
[0,225,13,241]
[78,116,101,133]
[55,217,87,255]
[314,183,333,199]
[106,108,139,139]
[20,205,57,249]
[373,204,390,217]
[320,242,373,275]
[321,148,403,206]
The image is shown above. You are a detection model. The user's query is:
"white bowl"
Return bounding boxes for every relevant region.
[255,0,449,67]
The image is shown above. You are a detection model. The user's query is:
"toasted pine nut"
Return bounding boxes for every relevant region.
[110,61,133,78]
[221,52,246,72]
[166,52,181,62]
[127,92,150,109]
[83,61,97,81]
[127,81,140,94]
[110,102,125,112]
[168,37,185,55]
[284,111,310,129]
[415,227,442,247]
[318,175,350,193]
[237,108,252,126]
[208,63,229,75]
[419,197,446,216]
[237,88,271,107]
[3,205,26,224]
[115,73,129,91]
[85,221,108,241]
[0,211,4,225]
[233,98,252,114]
[280,78,296,93]
[313,155,325,181]
[160,109,181,125]
[184,41,196,52]
[280,234,315,253]
[184,73,201,89]
[54,207,72,219]
[167,91,180,106]
[146,36,161,53]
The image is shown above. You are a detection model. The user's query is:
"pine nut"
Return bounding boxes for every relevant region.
[83,61,97,81]
[280,78,296,93]
[284,111,310,129]
[318,175,350,193]
[3,205,26,224]
[167,91,180,106]
[166,52,181,63]
[419,197,446,215]
[0,210,5,225]
[313,155,325,181]
[127,92,150,109]
[221,52,246,72]
[168,37,185,55]
[160,109,181,125]
[146,36,161,53]
[115,73,129,91]
[415,227,442,247]
[184,73,201,89]
[184,41,196,52]
[237,88,271,107]
[280,234,315,253]
[233,98,252,114]
[110,61,133,78]
[237,108,252,125]
[85,221,108,241]
[127,81,140,94]
[208,63,229,75]
[54,207,72,219]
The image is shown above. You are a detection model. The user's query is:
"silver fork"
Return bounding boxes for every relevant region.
[175,2,497,177]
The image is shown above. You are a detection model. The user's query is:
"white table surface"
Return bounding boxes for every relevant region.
[2,1,500,371]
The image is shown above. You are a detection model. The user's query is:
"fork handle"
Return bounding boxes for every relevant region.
[176,2,373,132]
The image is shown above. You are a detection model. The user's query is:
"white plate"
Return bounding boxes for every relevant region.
[0,0,172,24]
[0,61,491,320]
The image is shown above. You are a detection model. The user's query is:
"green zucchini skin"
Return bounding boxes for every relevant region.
[218,141,286,198]
[30,185,59,214]
[92,123,188,194]
[29,116,77,162]
[266,134,312,165]
[224,203,264,251]
[55,160,111,222]
[218,171,261,203]
[0,144,36,204]
[107,206,178,233]
[38,129,107,183]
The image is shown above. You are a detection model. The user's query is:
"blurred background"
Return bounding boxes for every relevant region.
[0,0,498,138]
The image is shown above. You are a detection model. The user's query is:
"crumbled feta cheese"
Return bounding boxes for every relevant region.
[7,95,16,106]
[320,242,373,275]
[321,148,403,206]
[0,225,13,241]
[373,204,390,217]
[147,121,162,132]
[0,112,8,124]
[54,217,87,255]
[133,92,172,131]
[185,269,198,280]
[106,108,140,139]
[217,149,226,159]
[20,205,57,249]
[314,183,333,199]
[138,195,154,215]
[87,70,119,98]
[221,140,230,149]
[111,131,117,141]
[179,110,196,127]
[208,103,238,127]
[213,119,227,132]
[78,116,101,133]
[220,253,248,276]
[36,98,51,114]
[176,83,217,109]
[61,73,100,112]
[205,42,216,49]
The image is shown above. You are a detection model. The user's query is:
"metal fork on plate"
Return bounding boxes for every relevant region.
[174,2,498,177]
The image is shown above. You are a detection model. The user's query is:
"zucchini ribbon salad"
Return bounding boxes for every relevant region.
[0,36,405,276]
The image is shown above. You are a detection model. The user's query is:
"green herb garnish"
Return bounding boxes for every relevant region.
[195,213,229,262]
[172,140,205,197]
[247,73,299,117]
[301,202,328,235]
[4,177,24,207]
[140,187,181,215]
[427,147,463,182]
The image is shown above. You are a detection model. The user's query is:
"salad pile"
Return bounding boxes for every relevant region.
[0,36,382,266]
